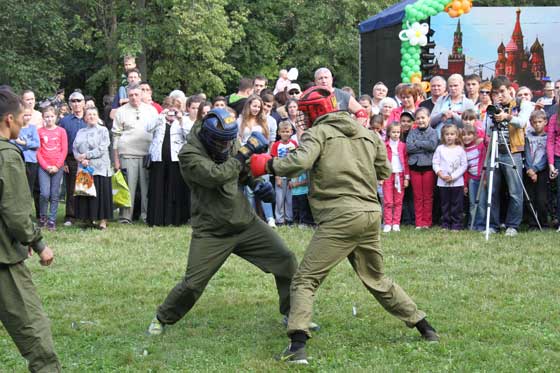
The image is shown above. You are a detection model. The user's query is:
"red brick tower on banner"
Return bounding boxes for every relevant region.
[447,19,465,75]
[530,37,546,80]
[496,42,507,76]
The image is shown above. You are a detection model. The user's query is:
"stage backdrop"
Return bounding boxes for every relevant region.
[431,7,560,92]
[359,3,560,96]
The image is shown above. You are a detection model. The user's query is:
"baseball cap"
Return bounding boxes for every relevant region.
[69,91,85,101]
[400,110,415,120]
[287,83,301,94]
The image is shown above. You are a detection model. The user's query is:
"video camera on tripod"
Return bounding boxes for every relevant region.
[486,104,509,130]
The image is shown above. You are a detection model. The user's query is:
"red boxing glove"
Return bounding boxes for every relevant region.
[250,153,272,177]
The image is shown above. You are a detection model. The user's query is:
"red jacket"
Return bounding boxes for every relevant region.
[385,140,410,179]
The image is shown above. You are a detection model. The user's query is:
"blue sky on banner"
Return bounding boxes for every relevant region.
[431,7,560,80]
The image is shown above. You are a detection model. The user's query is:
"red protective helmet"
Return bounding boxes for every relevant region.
[297,87,338,128]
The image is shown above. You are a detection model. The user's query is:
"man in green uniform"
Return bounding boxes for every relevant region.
[251,87,439,364]
[147,108,298,335]
[0,88,61,372]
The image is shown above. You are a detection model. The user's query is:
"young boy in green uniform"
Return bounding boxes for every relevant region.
[0,88,61,372]
[147,108,299,335]
[251,87,439,364]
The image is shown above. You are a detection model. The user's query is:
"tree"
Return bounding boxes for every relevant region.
[0,0,69,97]
[144,0,247,99]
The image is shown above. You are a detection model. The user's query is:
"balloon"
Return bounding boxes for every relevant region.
[287,68,298,81]
[453,0,461,9]
[421,81,431,92]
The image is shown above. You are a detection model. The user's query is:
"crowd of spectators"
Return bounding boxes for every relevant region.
[8,55,560,235]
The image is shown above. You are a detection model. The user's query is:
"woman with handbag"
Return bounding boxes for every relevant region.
[73,107,113,230]
[144,97,191,226]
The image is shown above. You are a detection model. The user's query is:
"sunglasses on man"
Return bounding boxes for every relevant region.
[288,90,300,95]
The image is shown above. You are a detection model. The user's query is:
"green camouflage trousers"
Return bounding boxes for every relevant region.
[0,262,61,373]
[157,218,298,324]
[287,211,426,336]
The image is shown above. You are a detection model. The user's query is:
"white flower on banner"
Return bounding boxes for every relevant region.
[398,22,429,46]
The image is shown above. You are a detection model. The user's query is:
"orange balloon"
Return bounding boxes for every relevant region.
[461,0,471,9]
[448,8,459,17]
[453,0,461,10]
[411,76,421,84]
[421,81,431,93]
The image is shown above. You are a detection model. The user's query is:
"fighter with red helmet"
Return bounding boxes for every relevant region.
[251,87,439,364]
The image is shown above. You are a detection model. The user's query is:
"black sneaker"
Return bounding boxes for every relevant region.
[276,344,308,364]
[415,318,440,342]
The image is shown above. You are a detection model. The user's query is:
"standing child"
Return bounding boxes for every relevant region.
[432,124,468,230]
[524,111,549,229]
[37,107,68,231]
[271,121,297,225]
[290,172,314,227]
[406,107,438,228]
[11,108,40,193]
[370,114,385,140]
[462,124,487,230]
[383,122,410,232]
[461,109,485,139]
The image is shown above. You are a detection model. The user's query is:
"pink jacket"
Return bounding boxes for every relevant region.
[463,140,487,184]
[385,140,410,179]
[37,126,68,170]
[547,114,560,165]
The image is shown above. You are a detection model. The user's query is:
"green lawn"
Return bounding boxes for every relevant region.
[1,222,559,372]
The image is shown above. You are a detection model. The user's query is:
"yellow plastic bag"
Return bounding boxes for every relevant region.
[111,170,131,208]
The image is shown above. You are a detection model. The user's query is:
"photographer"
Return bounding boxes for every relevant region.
[484,76,532,236]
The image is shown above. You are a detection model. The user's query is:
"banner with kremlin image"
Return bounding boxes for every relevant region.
[430,7,560,95]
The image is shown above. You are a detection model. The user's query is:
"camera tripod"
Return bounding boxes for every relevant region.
[471,123,542,241]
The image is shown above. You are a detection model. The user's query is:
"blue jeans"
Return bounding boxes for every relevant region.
[469,178,486,230]
[489,152,524,230]
[38,167,64,222]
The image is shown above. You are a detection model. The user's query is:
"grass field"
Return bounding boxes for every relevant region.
[1,220,560,372]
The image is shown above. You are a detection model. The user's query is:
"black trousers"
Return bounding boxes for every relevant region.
[525,170,548,228]
[440,186,464,230]
[65,156,78,220]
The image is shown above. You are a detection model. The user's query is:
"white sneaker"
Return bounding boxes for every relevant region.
[267,217,277,229]
[383,225,391,233]
[505,227,518,237]
[63,220,73,227]
[392,225,400,232]
[557,226,560,232]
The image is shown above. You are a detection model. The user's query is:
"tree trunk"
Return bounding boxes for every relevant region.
[136,0,148,80]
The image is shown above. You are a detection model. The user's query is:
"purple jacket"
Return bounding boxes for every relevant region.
[547,114,560,165]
